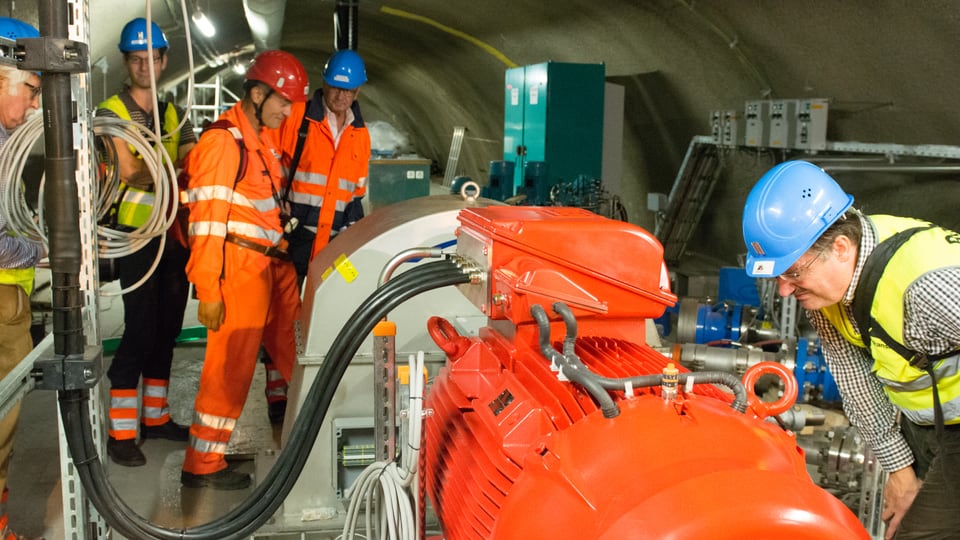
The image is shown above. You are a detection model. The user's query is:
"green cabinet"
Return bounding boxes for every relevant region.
[368,158,432,210]
[503,62,605,204]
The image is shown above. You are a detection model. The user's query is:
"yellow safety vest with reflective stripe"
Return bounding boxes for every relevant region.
[821,215,960,425]
[0,266,35,296]
[98,95,181,228]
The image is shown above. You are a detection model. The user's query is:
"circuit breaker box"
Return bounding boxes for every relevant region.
[503,62,605,204]
[769,99,798,148]
[744,100,770,147]
[796,98,829,150]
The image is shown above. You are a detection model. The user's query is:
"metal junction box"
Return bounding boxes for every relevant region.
[368,158,432,210]
[744,100,770,147]
[721,110,741,147]
[796,98,830,151]
[768,99,798,148]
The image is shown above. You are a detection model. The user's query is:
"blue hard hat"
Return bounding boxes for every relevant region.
[118,18,169,52]
[0,17,39,40]
[322,50,367,89]
[742,160,854,278]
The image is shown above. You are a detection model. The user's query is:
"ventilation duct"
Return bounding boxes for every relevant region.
[243,0,287,51]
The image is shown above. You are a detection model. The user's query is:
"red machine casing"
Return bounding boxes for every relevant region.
[423,207,869,540]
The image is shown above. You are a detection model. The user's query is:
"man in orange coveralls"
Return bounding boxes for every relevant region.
[179,50,307,489]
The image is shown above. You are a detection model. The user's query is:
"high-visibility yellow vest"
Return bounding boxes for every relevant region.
[98,95,181,228]
[0,266,35,295]
[821,215,960,425]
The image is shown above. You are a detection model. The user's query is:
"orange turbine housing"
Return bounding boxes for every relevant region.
[421,207,870,540]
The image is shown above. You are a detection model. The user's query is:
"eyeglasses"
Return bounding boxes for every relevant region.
[776,249,826,283]
[327,86,359,96]
[22,81,41,100]
[127,55,163,67]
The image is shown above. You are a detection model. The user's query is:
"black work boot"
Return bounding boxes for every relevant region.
[181,469,252,490]
[107,437,146,467]
[141,421,190,441]
[268,400,287,426]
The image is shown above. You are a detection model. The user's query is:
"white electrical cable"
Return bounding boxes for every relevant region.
[342,351,427,540]
[0,112,46,245]
[0,112,180,296]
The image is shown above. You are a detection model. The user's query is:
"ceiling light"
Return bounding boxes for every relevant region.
[232,62,246,75]
[192,11,216,38]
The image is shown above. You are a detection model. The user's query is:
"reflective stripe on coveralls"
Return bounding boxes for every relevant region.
[181,103,300,475]
[821,214,960,426]
[275,96,369,260]
[141,377,173,426]
[264,364,288,404]
[108,388,139,440]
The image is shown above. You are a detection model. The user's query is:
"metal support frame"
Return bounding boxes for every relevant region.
[442,126,466,187]
[61,0,105,537]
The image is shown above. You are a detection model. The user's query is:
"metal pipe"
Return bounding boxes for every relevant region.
[378,247,445,286]
[335,0,360,51]
[38,0,84,357]
[819,164,960,173]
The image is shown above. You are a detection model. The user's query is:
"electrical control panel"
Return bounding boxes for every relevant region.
[721,110,741,147]
[796,98,830,151]
[768,99,798,148]
[744,101,770,147]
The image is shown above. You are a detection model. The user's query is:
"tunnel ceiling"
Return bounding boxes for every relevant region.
[8,0,960,276]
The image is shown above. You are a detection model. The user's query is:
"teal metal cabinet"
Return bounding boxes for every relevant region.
[368,158,432,210]
[503,62,605,204]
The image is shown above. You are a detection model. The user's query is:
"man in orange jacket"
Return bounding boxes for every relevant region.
[259,50,371,425]
[179,50,307,490]
[276,49,370,278]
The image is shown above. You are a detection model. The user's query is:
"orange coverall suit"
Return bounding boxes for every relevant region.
[180,103,300,476]
[275,93,370,273]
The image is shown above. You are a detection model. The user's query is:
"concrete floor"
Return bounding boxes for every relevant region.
[6,279,281,539]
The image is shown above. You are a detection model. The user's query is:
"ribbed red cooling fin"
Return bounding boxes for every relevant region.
[423,332,736,540]
[423,369,520,540]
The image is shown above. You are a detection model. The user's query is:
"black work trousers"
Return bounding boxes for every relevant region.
[107,236,190,390]
[894,418,960,539]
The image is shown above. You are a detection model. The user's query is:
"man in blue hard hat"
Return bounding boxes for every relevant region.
[260,49,372,426]
[742,160,960,539]
[96,17,197,467]
[0,16,45,540]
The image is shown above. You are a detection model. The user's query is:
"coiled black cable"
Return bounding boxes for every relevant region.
[60,258,472,539]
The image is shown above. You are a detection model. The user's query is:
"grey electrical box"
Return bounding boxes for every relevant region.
[744,101,770,147]
[721,110,741,147]
[368,158,432,210]
[796,98,830,150]
[709,110,723,144]
[769,99,798,148]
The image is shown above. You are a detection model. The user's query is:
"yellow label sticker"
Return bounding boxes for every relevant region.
[334,254,359,283]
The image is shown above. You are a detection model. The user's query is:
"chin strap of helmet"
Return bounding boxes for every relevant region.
[254,86,275,127]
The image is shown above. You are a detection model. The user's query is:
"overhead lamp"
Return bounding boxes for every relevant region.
[232,61,246,75]
[192,10,216,38]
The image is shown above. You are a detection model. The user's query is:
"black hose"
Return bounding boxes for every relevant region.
[534,302,749,414]
[530,304,619,418]
[61,259,471,539]
[530,304,563,367]
[552,302,577,358]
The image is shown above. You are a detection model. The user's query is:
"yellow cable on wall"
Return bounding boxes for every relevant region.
[380,6,518,68]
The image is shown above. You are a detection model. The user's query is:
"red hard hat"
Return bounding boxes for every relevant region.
[246,50,309,103]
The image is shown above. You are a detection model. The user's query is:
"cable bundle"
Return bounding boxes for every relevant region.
[342,350,427,540]
[0,112,181,294]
